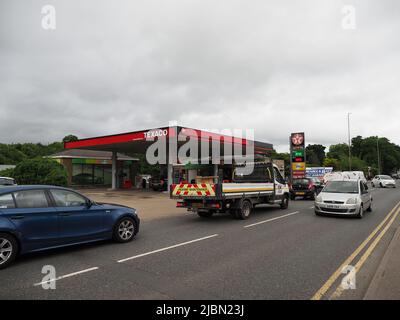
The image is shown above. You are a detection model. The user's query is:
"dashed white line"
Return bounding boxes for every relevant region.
[309,206,315,209]
[117,234,219,263]
[34,267,99,287]
[244,211,300,228]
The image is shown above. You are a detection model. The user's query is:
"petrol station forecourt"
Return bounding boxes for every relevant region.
[64,125,274,190]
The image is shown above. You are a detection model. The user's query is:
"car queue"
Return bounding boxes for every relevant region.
[0,168,398,269]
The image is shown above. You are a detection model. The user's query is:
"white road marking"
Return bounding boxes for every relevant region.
[117,234,219,263]
[34,267,99,287]
[309,206,315,209]
[244,211,300,228]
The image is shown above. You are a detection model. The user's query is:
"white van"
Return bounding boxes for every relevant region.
[323,171,367,185]
[342,171,367,183]
[323,172,348,184]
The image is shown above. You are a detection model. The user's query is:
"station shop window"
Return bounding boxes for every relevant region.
[72,164,112,186]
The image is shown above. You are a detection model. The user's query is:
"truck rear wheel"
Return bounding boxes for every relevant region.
[236,200,252,220]
[197,210,214,218]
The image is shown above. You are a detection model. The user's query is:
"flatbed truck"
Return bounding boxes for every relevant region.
[170,162,290,219]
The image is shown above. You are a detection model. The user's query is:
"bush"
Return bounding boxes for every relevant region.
[0,168,15,178]
[13,158,68,186]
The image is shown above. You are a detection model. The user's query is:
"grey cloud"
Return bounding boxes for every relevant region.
[0,0,399,152]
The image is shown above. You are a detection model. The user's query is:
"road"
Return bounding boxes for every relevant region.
[1,182,400,299]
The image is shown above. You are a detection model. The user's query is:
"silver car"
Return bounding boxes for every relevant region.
[314,179,372,218]
[0,177,16,187]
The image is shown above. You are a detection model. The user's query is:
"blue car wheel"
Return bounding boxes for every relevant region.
[0,233,18,269]
[113,217,137,243]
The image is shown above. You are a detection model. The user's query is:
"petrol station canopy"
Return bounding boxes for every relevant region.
[64,126,273,157]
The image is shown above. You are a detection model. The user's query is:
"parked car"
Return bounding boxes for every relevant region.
[0,185,140,269]
[314,179,372,218]
[371,175,396,188]
[289,177,323,200]
[310,177,324,191]
[0,177,16,187]
[150,177,168,191]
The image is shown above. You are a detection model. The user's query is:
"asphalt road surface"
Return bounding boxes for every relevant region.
[1,182,400,300]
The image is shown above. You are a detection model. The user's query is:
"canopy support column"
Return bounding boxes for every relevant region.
[112,151,117,190]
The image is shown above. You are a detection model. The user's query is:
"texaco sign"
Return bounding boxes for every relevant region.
[291,133,304,147]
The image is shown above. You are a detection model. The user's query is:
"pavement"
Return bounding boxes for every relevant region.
[77,189,178,221]
[0,182,400,299]
[364,212,400,299]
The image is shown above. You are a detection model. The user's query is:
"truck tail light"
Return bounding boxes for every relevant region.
[210,202,221,209]
[176,201,187,207]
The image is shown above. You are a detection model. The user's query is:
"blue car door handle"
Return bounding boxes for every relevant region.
[10,215,24,220]
[59,212,71,216]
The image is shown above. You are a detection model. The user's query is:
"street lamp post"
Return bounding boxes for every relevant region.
[347,113,352,171]
[377,136,381,175]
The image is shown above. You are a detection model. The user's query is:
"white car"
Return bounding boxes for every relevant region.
[371,175,396,188]
[0,177,16,187]
[315,179,372,218]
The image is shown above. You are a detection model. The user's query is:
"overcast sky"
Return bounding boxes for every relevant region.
[1,0,399,152]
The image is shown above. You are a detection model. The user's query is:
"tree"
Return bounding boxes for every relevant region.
[306,144,326,166]
[351,136,363,158]
[0,142,63,165]
[327,136,400,174]
[13,158,67,186]
[339,156,367,172]
[327,143,349,160]
[323,158,340,170]
[267,150,291,177]
[62,135,79,143]
[0,144,27,164]
[131,153,161,176]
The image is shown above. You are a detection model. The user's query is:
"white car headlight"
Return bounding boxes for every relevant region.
[315,196,322,203]
[346,198,358,204]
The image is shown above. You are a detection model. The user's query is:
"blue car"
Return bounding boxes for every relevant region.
[0,185,140,269]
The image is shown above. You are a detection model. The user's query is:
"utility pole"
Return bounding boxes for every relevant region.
[377,136,381,175]
[347,113,352,171]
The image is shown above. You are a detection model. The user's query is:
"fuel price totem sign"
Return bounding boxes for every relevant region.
[290,132,306,180]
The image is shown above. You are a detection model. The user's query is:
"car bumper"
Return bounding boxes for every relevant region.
[132,214,140,234]
[315,203,359,215]
[290,190,314,197]
[382,183,396,188]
